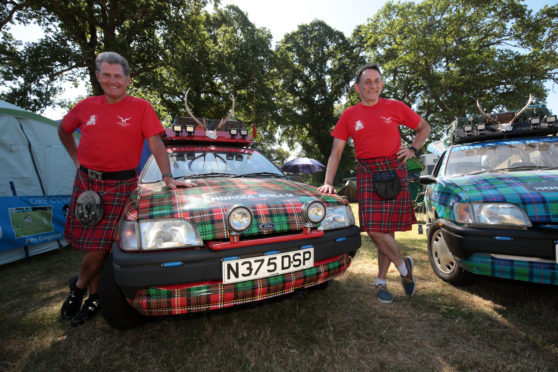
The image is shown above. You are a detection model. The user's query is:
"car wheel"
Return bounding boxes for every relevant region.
[99,254,147,330]
[428,224,473,285]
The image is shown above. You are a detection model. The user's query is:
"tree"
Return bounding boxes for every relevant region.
[354,0,558,144]
[0,0,210,112]
[275,20,362,172]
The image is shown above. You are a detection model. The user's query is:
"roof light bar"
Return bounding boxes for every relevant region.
[185,124,196,135]
[529,117,540,127]
[172,124,182,134]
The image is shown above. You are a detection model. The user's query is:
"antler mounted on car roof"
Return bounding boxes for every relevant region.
[184,89,236,137]
[476,94,533,132]
[184,88,208,131]
[215,94,235,131]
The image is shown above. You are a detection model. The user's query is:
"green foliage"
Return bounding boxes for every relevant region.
[1,0,211,111]
[355,0,558,143]
[1,0,556,162]
[274,20,362,172]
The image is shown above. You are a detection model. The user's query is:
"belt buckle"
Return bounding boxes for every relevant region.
[87,168,103,180]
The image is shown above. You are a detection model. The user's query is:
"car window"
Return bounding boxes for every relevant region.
[444,138,558,177]
[141,149,285,182]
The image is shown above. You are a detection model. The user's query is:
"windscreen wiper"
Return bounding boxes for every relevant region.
[239,172,284,178]
[178,172,233,179]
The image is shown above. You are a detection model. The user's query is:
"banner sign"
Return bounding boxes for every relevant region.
[0,195,70,252]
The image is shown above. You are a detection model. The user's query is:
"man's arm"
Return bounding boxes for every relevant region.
[147,135,194,189]
[317,138,347,194]
[396,118,431,163]
[58,123,79,169]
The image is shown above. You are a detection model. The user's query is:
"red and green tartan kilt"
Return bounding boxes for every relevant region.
[357,154,416,233]
[64,170,137,252]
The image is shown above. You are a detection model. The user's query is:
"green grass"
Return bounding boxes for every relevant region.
[1,206,557,370]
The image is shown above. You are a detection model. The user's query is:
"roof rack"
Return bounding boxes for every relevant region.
[450,104,557,144]
[163,116,253,146]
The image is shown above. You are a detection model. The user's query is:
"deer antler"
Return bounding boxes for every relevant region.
[476,94,533,132]
[184,88,206,130]
[216,94,235,130]
[476,99,497,124]
[509,94,533,126]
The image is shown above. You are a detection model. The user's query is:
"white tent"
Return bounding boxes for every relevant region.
[0,100,77,265]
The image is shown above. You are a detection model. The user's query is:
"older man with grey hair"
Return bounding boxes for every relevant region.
[319,63,431,304]
[58,51,193,326]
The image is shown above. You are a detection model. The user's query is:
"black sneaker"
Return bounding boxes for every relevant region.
[61,275,86,320]
[70,295,101,327]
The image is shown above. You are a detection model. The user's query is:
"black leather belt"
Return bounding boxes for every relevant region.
[80,165,136,180]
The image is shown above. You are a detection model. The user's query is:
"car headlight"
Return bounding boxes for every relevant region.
[318,205,355,231]
[303,200,326,225]
[454,202,532,227]
[120,219,203,251]
[226,205,253,233]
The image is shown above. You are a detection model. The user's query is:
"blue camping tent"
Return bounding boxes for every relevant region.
[0,100,78,265]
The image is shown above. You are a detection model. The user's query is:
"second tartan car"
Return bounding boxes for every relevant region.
[100,116,361,329]
[420,97,558,286]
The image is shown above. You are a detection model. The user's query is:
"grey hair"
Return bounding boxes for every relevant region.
[95,52,130,76]
[355,63,382,84]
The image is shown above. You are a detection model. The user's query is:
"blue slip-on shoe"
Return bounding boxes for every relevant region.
[401,256,416,296]
[375,284,393,304]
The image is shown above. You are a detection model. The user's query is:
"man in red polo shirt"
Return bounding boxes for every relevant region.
[318,63,431,303]
[58,51,193,326]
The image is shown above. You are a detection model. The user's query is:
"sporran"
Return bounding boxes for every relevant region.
[76,190,104,226]
[358,159,403,200]
[372,170,401,200]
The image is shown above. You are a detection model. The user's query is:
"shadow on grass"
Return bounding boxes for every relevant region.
[1,241,557,370]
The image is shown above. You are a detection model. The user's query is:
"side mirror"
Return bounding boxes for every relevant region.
[419,175,437,185]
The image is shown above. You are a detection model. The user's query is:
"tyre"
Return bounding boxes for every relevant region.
[99,254,147,330]
[428,224,473,285]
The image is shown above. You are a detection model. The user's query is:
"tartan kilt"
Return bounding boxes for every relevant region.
[64,169,137,252]
[357,154,416,233]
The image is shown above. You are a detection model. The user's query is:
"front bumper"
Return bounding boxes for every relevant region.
[438,219,558,261]
[130,253,352,316]
[459,254,558,285]
[111,225,361,296]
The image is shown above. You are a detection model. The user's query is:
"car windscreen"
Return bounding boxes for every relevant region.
[444,137,558,177]
[141,148,285,182]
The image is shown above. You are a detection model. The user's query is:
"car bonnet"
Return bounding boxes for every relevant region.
[123,177,348,240]
[437,171,558,224]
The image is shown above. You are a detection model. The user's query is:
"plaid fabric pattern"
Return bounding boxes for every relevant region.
[65,170,137,252]
[357,155,416,233]
[130,254,352,316]
[460,254,558,285]
[429,171,558,223]
[124,178,347,240]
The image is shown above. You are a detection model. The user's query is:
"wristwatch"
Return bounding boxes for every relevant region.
[162,173,172,178]
[409,146,418,154]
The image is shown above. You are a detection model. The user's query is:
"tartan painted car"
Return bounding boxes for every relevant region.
[420,103,558,286]
[100,118,361,329]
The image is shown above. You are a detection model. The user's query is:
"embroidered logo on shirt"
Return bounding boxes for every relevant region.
[85,115,96,126]
[117,115,131,127]
[380,116,393,125]
[354,120,364,131]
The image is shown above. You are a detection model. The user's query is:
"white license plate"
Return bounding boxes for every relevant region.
[222,248,314,284]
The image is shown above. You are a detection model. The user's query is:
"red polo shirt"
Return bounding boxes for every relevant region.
[62,95,164,171]
[331,98,421,158]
